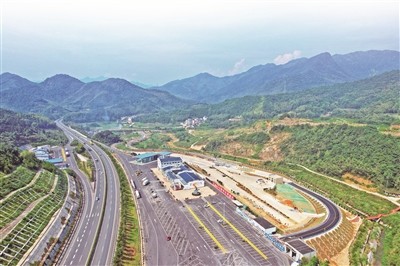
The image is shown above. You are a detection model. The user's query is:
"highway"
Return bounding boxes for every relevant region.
[56,121,120,265]
[280,182,341,241]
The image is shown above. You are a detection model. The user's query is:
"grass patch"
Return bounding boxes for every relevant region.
[134,133,171,149]
[73,152,94,182]
[264,163,396,216]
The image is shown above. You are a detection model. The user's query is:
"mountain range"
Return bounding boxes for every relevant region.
[153,50,400,103]
[0,73,190,122]
[1,49,398,123]
[136,71,400,126]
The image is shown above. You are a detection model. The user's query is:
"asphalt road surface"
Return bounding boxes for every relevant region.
[56,121,120,265]
[280,182,341,241]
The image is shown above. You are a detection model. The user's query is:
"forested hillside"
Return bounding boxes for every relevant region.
[0,108,67,147]
[154,50,399,102]
[138,71,400,126]
[0,109,67,173]
[278,124,400,191]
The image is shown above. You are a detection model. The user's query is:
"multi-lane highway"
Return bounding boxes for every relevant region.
[56,121,120,265]
[280,182,341,241]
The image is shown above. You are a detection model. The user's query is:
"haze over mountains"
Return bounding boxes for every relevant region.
[0,49,399,122]
[0,73,190,122]
[153,50,400,103]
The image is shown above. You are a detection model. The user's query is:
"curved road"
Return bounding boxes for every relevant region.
[56,121,120,265]
[280,182,341,241]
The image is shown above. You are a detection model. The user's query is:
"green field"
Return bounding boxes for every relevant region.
[134,133,171,149]
[265,163,396,216]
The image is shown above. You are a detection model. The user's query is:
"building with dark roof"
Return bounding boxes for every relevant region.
[159,159,204,190]
[253,217,276,234]
[157,156,183,169]
[134,151,171,163]
[285,238,316,261]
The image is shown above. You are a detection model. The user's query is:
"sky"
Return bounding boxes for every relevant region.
[1,0,399,85]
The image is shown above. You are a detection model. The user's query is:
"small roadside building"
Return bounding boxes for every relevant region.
[32,146,51,161]
[134,151,171,164]
[253,217,277,234]
[265,173,284,184]
[285,238,316,261]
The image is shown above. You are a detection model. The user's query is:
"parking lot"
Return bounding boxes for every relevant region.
[123,154,290,266]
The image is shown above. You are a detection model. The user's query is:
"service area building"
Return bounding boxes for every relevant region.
[157,156,183,168]
[134,151,171,164]
[158,157,204,190]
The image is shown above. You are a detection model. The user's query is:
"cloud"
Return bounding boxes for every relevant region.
[228,58,246,75]
[273,50,302,65]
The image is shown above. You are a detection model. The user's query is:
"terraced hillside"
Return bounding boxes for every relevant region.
[0,169,67,266]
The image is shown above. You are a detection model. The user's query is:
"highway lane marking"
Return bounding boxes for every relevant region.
[186,205,227,253]
[207,201,268,260]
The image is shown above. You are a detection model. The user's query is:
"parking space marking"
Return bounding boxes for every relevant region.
[186,205,227,253]
[207,201,268,260]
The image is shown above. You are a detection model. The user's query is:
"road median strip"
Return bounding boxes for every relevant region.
[186,205,227,253]
[207,201,268,260]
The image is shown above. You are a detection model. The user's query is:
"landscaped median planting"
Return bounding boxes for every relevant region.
[100,147,141,266]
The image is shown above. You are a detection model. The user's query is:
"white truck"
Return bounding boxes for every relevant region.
[130,179,136,189]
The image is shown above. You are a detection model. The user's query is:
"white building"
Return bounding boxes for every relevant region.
[253,217,277,235]
[157,157,183,169]
[158,156,204,190]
